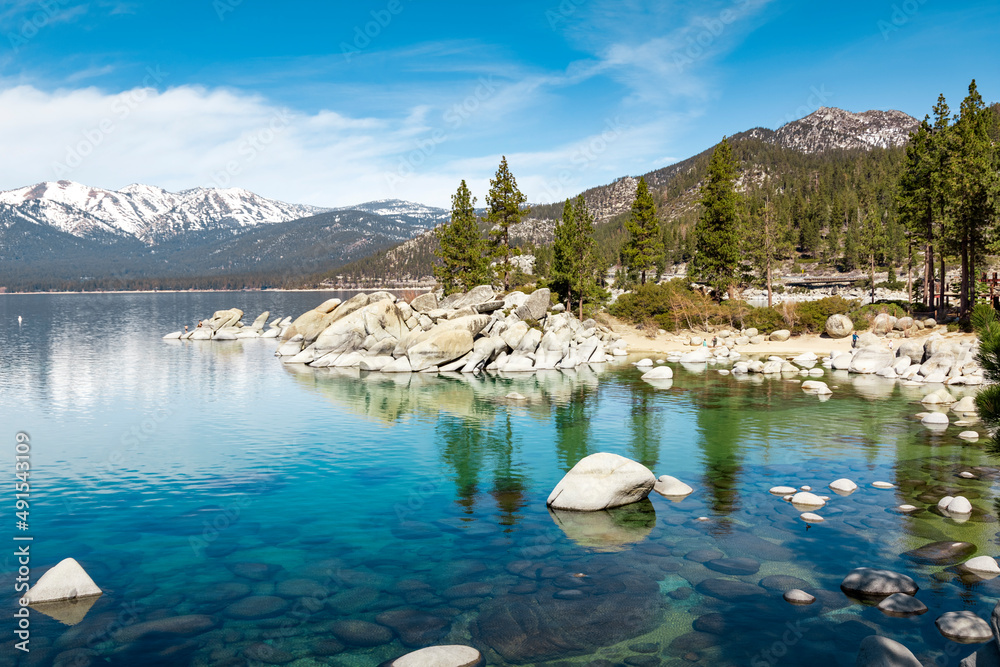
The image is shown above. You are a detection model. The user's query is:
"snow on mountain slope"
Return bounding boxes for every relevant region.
[336,199,450,230]
[0,180,329,243]
[746,107,919,154]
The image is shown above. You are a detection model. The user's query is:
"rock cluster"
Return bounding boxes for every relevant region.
[274,287,625,374]
[163,309,289,340]
[827,335,984,385]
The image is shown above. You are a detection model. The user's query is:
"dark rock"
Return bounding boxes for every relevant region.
[685,549,724,563]
[840,568,919,599]
[227,562,281,581]
[704,557,760,576]
[695,578,763,600]
[692,613,727,635]
[877,593,928,617]
[668,587,693,600]
[903,541,977,565]
[759,575,811,592]
[190,582,252,604]
[624,656,660,667]
[276,578,327,598]
[442,582,493,599]
[330,619,394,647]
[310,639,345,656]
[669,631,716,651]
[243,642,294,664]
[224,596,288,620]
[628,642,660,653]
[113,615,218,643]
[375,609,449,647]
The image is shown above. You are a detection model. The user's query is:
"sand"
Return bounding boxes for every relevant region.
[609,321,978,357]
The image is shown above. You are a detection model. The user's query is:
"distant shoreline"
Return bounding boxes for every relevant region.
[0,287,432,296]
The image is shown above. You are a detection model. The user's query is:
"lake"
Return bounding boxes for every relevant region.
[0,291,997,666]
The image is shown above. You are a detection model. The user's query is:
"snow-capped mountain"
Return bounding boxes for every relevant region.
[0,180,329,244]
[746,107,919,154]
[335,199,450,230]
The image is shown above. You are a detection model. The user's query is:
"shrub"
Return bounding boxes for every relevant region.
[847,302,907,331]
[793,296,855,333]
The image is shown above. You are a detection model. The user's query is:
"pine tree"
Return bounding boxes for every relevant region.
[552,196,597,317]
[571,195,597,318]
[486,156,529,291]
[744,190,791,307]
[622,177,661,285]
[949,80,999,317]
[434,180,491,294]
[691,138,742,296]
[973,303,1000,451]
[552,199,577,308]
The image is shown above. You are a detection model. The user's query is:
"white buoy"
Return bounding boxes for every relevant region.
[18,315,22,326]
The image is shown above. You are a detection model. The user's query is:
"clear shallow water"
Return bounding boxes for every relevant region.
[0,292,998,666]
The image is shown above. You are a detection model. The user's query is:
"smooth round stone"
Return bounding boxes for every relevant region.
[829,478,858,494]
[386,645,483,667]
[331,619,394,647]
[506,392,526,401]
[877,593,928,617]
[692,612,727,635]
[769,486,796,495]
[243,642,294,664]
[685,549,724,563]
[653,475,693,497]
[759,575,811,592]
[704,557,760,576]
[790,491,825,508]
[935,611,995,643]
[855,636,922,667]
[922,412,950,425]
[695,517,710,522]
[947,497,974,515]
[800,512,824,524]
[695,578,762,600]
[938,496,955,510]
[903,541,976,565]
[840,568,918,598]
[963,556,1000,576]
[800,485,812,491]
[872,481,894,489]
[960,471,978,479]
[959,431,980,440]
[783,589,815,605]
[224,596,288,619]
[898,505,919,513]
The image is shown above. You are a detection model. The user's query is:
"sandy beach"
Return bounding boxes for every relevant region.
[608,320,978,357]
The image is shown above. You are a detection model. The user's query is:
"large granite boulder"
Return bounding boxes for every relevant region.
[855,635,922,667]
[250,311,271,331]
[24,558,102,603]
[897,339,925,364]
[381,645,484,667]
[451,285,495,310]
[826,314,854,338]
[547,453,655,511]
[872,313,898,335]
[407,328,475,372]
[410,292,438,313]
[921,352,957,377]
[516,288,551,321]
[850,349,894,374]
[841,568,918,599]
[937,611,994,643]
[207,308,243,331]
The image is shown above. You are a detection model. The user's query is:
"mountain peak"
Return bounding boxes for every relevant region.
[772,106,919,153]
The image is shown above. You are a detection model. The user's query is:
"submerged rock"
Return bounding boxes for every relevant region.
[841,568,918,599]
[903,541,976,565]
[937,611,994,644]
[548,500,656,552]
[547,453,655,511]
[381,645,484,667]
[855,635,922,667]
[652,475,692,498]
[877,593,928,617]
[783,589,815,605]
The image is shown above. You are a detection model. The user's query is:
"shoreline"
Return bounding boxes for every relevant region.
[0,287,422,296]
[611,325,979,357]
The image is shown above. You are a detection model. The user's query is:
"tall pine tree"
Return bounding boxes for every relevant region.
[487,156,529,291]
[691,138,742,296]
[552,196,597,317]
[434,180,491,293]
[622,177,660,285]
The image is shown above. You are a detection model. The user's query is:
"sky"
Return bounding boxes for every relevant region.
[0,0,996,209]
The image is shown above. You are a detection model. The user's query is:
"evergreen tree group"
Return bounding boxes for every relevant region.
[552,195,598,317]
[434,180,491,294]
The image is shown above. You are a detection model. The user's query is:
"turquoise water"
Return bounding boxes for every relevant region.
[0,292,998,666]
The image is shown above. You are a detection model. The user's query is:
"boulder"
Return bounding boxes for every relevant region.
[410,292,438,313]
[283,309,337,342]
[24,558,102,604]
[903,541,976,565]
[407,329,475,372]
[382,645,484,667]
[516,288,551,321]
[832,354,853,370]
[829,478,858,494]
[503,291,529,309]
[854,635,922,667]
[840,568,918,599]
[249,311,270,330]
[206,308,244,330]
[872,313,898,335]
[770,329,791,342]
[653,475,692,497]
[937,611,994,644]
[452,285,495,310]
[856,332,880,348]
[826,314,854,338]
[315,298,342,314]
[162,331,182,339]
[546,453,655,511]
[963,557,1000,576]
[850,349,895,374]
[946,496,973,514]
[790,492,825,508]
[921,352,957,377]
[894,316,915,331]
[783,589,815,605]
[641,366,674,381]
[897,339,926,364]
[383,357,413,373]
[877,593,928,617]
[953,396,978,414]
[922,412,949,426]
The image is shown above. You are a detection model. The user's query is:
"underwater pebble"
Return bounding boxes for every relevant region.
[769,486,796,495]
[960,472,977,479]
[783,589,815,605]
[898,505,918,512]
[872,481,894,489]
[800,513,824,523]
[959,431,980,440]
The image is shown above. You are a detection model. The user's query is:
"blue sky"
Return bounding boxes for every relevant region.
[0,0,996,208]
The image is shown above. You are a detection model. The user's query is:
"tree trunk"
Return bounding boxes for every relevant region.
[960,238,969,318]
[766,261,772,309]
[906,240,912,313]
[870,254,876,305]
[939,254,946,320]
[925,244,934,309]
[641,269,646,286]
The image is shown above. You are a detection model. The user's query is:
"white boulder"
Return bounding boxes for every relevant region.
[547,453,655,511]
[24,558,102,604]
